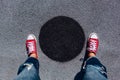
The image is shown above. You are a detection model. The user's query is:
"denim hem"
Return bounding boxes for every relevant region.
[85,57,103,67]
[25,57,39,72]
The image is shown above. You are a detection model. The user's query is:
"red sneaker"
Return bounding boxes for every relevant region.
[26,34,38,58]
[87,32,99,55]
[82,33,99,67]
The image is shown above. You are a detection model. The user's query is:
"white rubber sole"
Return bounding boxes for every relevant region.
[89,32,98,39]
[27,34,37,41]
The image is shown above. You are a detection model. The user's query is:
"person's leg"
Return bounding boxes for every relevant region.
[14,34,41,80]
[14,57,40,80]
[75,33,108,80]
[82,56,107,80]
[82,33,108,80]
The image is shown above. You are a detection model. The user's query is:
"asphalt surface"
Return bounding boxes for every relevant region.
[0,0,120,80]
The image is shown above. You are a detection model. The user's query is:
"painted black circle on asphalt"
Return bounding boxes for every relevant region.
[39,16,85,62]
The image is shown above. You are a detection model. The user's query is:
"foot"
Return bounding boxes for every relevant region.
[26,34,38,59]
[81,33,99,68]
[87,32,99,57]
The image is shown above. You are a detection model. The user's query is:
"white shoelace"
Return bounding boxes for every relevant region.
[89,39,97,51]
[27,41,35,53]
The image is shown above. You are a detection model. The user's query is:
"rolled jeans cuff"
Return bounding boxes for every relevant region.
[85,57,108,78]
[86,57,103,67]
[25,57,39,71]
[17,57,39,75]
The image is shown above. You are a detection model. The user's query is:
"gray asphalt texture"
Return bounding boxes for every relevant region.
[0,0,120,80]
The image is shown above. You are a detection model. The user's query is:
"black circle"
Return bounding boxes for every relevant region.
[39,16,85,62]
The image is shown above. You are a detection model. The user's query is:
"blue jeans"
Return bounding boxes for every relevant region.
[75,57,108,80]
[14,57,108,80]
[14,57,41,80]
